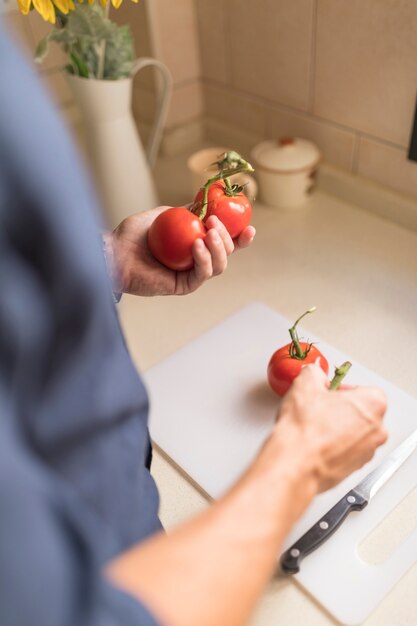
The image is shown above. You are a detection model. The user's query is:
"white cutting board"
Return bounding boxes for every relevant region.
[144,303,417,625]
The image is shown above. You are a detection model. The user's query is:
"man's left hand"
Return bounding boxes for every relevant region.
[103,206,256,297]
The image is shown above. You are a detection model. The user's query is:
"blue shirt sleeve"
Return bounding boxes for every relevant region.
[0,21,162,626]
[0,406,159,626]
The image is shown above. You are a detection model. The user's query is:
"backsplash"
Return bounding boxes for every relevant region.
[196,0,417,200]
[5,0,417,201]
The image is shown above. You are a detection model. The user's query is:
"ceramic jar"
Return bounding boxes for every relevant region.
[251,137,321,209]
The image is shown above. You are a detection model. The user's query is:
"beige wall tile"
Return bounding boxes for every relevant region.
[205,118,263,159]
[265,105,356,170]
[25,11,67,71]
[134,80,203,129]
[133,85,158,124]
[314,0,417,148]
[204,82,265,137]
[42,70,73,108]
[357,137,417,199]
[227,0,314,110]
[4,10,34,59]
[148,0,201,84]
[160,119,205,158]
[195,0,228,84]
[165,80,204,128]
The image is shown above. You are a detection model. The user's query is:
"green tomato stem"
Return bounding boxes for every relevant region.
[329,361,352,390]
[288,307,317,359]
[196,152,254,220]
[224,176,233,193]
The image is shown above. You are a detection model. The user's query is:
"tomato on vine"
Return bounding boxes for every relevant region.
[192,180,252,239]
[267,307,329,397]
[148,151,254,272]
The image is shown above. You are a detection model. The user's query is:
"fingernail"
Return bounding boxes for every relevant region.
[195,238,204,251]
[211,230,220,242]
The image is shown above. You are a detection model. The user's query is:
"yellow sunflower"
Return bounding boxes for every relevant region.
[17,0,138,23]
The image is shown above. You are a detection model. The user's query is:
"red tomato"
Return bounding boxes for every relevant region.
[267,342,329,397]
[148,207,206,271]
[193,181,252,239]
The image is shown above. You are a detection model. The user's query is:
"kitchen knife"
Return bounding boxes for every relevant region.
[280,428,417,574]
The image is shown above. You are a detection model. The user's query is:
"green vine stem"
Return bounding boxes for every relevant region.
[329,361,352,390]
[288,307,316,359]
[97,1,110,79]
[223,176,233,193]
[194,151,254,220]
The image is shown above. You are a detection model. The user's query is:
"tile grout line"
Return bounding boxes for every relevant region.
[222,0,233,86]
[191,0,205,102]
[307,0,318,113]
[204,77,410,153]
[352,133,360,173]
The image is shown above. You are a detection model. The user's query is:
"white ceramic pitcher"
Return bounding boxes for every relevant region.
[68,57,172,227]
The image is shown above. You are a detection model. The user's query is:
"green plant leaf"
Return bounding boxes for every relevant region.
[103,24,135,79]
[35,4,136,80]
[69,50,90,78]
[66,4,112,41]
[34,35,50,63]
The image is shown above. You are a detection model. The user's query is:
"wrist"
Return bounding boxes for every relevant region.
[250,426,320,528]
[102,232,124,296]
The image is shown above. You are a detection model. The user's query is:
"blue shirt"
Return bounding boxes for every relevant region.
[0,24,161,626]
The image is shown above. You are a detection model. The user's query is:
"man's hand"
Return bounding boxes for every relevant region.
[104,206,256,297]
[268,364,388,496]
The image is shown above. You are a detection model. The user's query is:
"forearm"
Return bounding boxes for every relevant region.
[106,432,318,626]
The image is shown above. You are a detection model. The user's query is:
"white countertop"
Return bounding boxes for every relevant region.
[119,153,417,626]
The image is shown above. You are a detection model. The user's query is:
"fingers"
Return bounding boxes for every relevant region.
[205,216,235,255]
[204,228,228,276]
[188,239,213,292]
[236,225,256,249]
[292,362,330,393]
[344,386,387,422]
[182,218,253,293]
[185,227,230,292]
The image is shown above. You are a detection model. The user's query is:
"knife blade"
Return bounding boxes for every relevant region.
[280,428,417,574]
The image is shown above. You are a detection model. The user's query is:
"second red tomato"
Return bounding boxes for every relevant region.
[193,181,252,239]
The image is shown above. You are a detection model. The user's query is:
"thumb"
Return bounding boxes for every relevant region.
[293,362,329,393]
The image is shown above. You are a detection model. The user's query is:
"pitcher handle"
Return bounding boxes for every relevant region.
[131,57,172,169]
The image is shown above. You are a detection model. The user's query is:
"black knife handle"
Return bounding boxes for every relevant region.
[280,489,368,574]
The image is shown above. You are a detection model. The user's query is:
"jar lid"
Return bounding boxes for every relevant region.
[251,138,321,173]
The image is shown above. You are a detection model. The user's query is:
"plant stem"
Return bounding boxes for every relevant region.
[329,361,352,390]
[97,1,110,79]
[196,159,254,220]
[224,176,233,193]
[288,307,316,359]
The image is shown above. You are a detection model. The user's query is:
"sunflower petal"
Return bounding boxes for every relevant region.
[16,0,31,15]
[33,0,56,22]
[111,0,123,8]
[53,0,70,14]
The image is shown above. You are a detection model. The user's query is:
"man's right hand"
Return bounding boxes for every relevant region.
[271,363,388,493]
